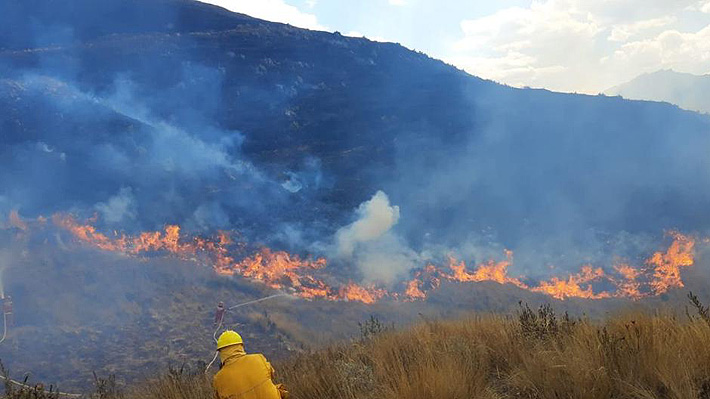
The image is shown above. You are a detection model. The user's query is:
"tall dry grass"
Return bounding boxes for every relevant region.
[129,300,710,399]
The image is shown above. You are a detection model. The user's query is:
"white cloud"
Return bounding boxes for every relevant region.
[200,0,326,30]
[687,1,710,13]
[612,26,710,76]
[345,30,365,38]
[608,16,676,42]
[446,0,710,93]
[344,31,390,42]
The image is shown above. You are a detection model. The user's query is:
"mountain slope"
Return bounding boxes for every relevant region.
[2,11,709,267]
[0,0,258,51]
[606,69,710,114]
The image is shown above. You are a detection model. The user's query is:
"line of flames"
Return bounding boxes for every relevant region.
[21,213,698,303]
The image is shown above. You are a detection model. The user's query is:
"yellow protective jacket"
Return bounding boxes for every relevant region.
[213,344,288,399]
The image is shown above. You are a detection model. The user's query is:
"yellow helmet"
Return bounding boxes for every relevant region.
[217,330,243,350]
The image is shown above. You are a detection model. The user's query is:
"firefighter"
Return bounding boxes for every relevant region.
[213,330,289,399]
[214,301,226,326]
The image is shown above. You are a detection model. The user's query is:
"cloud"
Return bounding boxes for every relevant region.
[199,0,326,30]
[446,0,710,93]
[344,31,390,42]
[608,16,677,42]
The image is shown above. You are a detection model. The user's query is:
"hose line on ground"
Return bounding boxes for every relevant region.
[205,293,289,373]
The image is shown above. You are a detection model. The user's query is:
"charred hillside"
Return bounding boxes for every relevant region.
[2,0,710,292]
[0,225,610,389]
[2,0,709,249]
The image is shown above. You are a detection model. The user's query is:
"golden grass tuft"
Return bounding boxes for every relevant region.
[128,304,710,399]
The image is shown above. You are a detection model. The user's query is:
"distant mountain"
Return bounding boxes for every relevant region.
[606,70,710,114]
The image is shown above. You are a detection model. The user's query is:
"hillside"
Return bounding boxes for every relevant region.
[55,304,710,399]
[3,0,710,253]
[2,224,662,389]
[215,306,710,399]
[2,0,710,390]
[606,69,710,114]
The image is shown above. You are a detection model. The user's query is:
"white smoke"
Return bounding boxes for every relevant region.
[336,191,400,257]
[335,191,418,284]
[0,250,7,299]
[95,187,137,224]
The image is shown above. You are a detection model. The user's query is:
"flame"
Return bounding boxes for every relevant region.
[613,263,643,299]
[52,214,121,251]
[48,214,699,303]
[647,231,695,294]
[229,249,327,291]
[404,279,426,300]
[403,264,441,301]
[339,283,387,304]
[50,214,381,302]
[532,266,610,300]
[8,210,28,231]
[444,250,527,288]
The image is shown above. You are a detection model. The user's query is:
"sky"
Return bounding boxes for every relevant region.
[201,0,710,94]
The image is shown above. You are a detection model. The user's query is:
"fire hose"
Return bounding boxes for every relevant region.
[0,292,288,389]
[205,293,290,373]
[0,374,82,398]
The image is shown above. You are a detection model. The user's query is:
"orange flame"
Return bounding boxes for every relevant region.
[613,263,643,299]
[51,214,383,303]
[339,283,387,304]
[49,214,698,303]
[647,231,695,294]
[404,279,426,300]
[444,250,527,288]
[403,264,441,301]
[52,214,121,252]
[532,266,610,300]
[8,210,28,231]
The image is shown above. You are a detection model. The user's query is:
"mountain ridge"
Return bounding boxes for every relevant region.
[606,69,710,114]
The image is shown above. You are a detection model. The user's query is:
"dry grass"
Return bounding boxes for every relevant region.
[68,300,710,399]
[127,367,213,399]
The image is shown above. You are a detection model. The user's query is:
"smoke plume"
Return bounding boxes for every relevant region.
[335,191,418,284]
[336,191,400,258]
